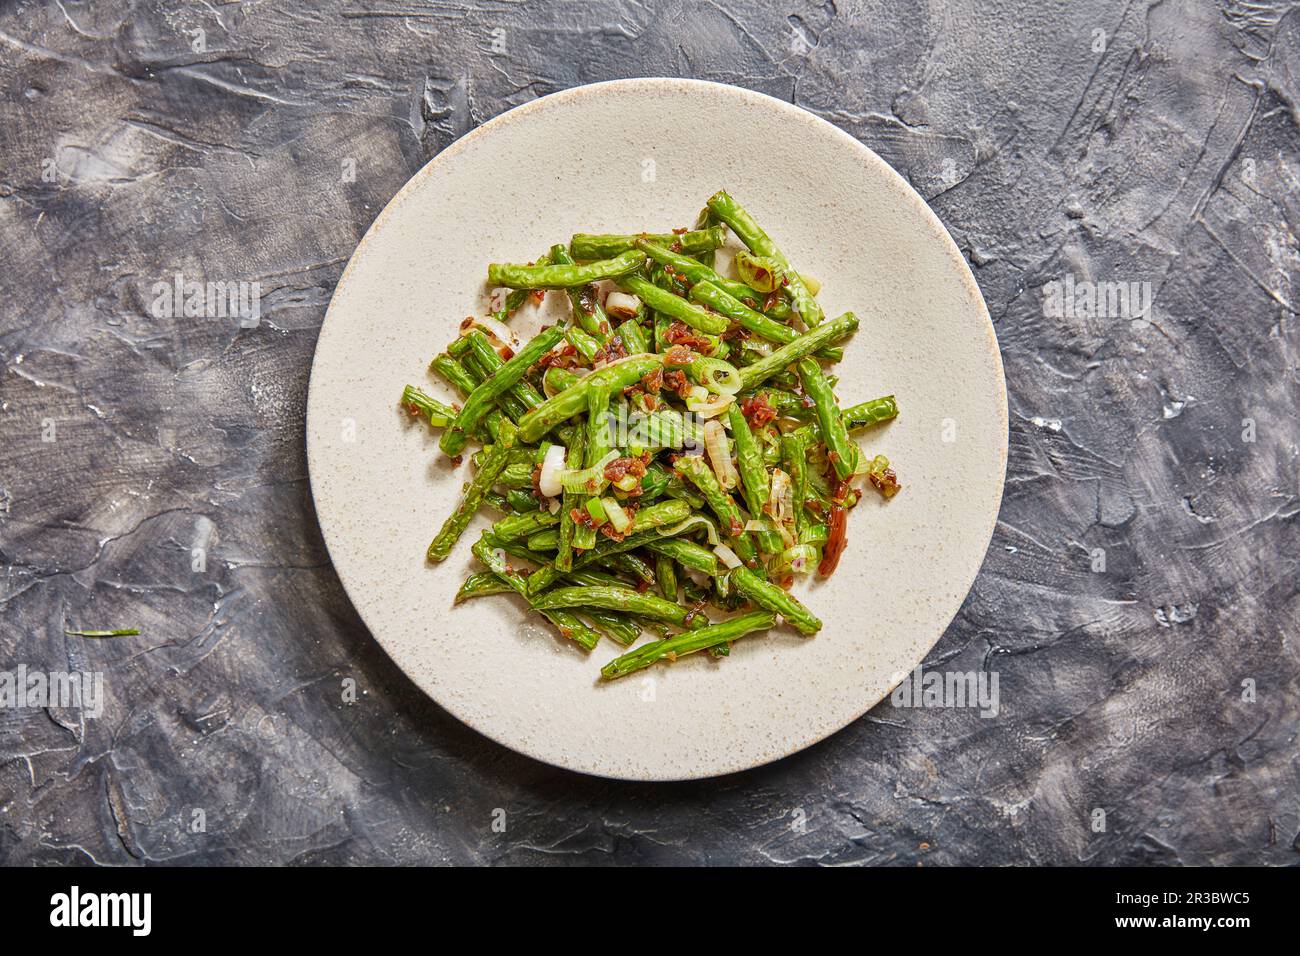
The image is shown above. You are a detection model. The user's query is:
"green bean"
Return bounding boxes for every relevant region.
[488,249,643,289]
[616,275,729,336]
[518,355,661,442]
[730,566,821,634]
[737,311,858,391]
[728,405,782,554]
[543,366,582,396]
[490,252,551,320]
[844,395,899,431]
[551,244,610,339]
[441,326,565,456]
[526,529,559,551]
[401,385,457,427]
[797,358,858,480]
[471,533,599,650]
[645,537,718,576]
[555,428,586,572]
[672,456,746,539]
[428,354,502,441]
[635,239,760,304]
[625,408,704,455]
[707,190,824,326]
[655,552,678,602]
[455,571,514,603]
[626,498,691,532]
[583,608,642,646]
[493,509,557,542]
[428,420,518,561]
[610,552,655,584]
[570,227,724,261]
[782,430,809,539]
[526,501,694,595]
[462,330,546,411]
[533,585,706,629]
[566,569,631,589]
[689,282,841,361]
[565,325,601,362]
[617,317,650,356]
[600,610,775,679]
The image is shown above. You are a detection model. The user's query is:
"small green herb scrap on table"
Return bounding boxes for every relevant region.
[402,190,902,679]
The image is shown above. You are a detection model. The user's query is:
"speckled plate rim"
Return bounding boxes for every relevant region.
[306,77,1008,781]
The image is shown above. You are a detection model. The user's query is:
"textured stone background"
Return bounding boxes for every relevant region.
[1,0,1296,866]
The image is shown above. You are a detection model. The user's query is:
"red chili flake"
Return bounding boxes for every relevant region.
[722,324,750,342]
[740,394,777,428]
[498,344,515,360]
[526,288,545,308]
[405,402,422,417]
[672,226,688,234]
[603,455,649,484]
[642,393,660,412]
[763,291,782,312]
[818,505,847,576]
[459,316,474,330]
[868,466,902,499]
[571,507,596,529]
[640,366,663,394]
[662,368,691,397]
[576,285,599,315]
[450,455,463,467]
[536,343,580,371]
[669,241,683,253]
[635,578,653,593]
[592,335,628,366]
[664,322,712,351]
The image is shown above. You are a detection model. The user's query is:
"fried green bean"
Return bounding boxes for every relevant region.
[471,533,599,650]
[455,571,514,603]
[655,552,678,602]
[517,355,661,442]
[428,420,518,561]
[600,610,775,679]
[533,585,706,629]
[551,244,610,339]
[728,405,782,554]
[730,566,821,634]
[488,249,643,289]
[844,395,899,431]
[736,311,858,391]
[688,282,841,361]
[635,238,761,304]
[616,275,729,336]
[441,326,565,456]
[706,190,824,326]
[797,358,858,480]
[570,227,724,261]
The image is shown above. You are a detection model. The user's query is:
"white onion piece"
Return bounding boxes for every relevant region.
[604,291,641,320]
[462,313,518,351]
[538,444,567,497]
[713,542,742,569]
[767,468,792,523]
[547,496,562,515]
[656,514,719,545]
[704,420,739,490]
[686,390,734,419]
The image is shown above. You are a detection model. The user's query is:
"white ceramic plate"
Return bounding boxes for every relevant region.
[306,78,1007,781]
